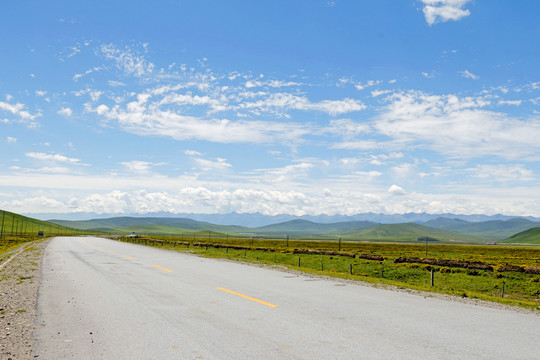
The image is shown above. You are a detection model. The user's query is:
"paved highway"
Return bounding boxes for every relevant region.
[34,237,540,359]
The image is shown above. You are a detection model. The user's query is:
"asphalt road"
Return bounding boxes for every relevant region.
[34,236,540,359]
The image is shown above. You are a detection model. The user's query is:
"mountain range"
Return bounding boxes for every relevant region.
[30,211,540,227]
[48,215,540,243]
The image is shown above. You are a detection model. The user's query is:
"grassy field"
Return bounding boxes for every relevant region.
[114,234,540,310]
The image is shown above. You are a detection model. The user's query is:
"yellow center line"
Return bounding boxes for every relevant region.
[108,250,115,253]
[98,246,103,248]
[152,264,173,273]
[217,287,278,308]
[124,256,134,259]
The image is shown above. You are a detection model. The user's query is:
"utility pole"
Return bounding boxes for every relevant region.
[0,211,5,240]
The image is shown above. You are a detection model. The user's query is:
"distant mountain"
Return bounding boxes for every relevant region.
[34,211,540,227]
[49,217,249,234]
[342,223,486,242]
[423,217,540,240]
[253,219,376,235]
[501,227,540,244]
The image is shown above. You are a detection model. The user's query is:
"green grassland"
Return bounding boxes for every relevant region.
[115,234,540,310]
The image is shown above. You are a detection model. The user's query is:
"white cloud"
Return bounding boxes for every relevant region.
[355,171,383,179]
[121,160,154,173]
[371,89,392,97]
[184,150,203,156]
[239,93,365,116]
[193,157,232,172]
[6,137,17,144]
[460,70,479,80]
[0,99,41,126]
[354,80,381,91]
[374,91,540,160]
[388,184,407,196]
[252,162,315,183]
[421,0,472,26]
[35,90,47,97]
[88,100,311,145]
[108,80,126,87]
[26,152,82,164]
[57,107,73,117]
[326,119,370,137]
[498,100,522,106]
[468,164,534,183]
[100,43,155,78]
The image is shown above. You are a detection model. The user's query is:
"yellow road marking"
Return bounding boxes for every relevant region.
[124,256,134,259]
[98,246,103,248]
[152,264,173,273]
[108,250,114,253]
[217,287,278,308]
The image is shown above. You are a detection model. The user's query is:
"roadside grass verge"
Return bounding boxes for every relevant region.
[113,235,540,311]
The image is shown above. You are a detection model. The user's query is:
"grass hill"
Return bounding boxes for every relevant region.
[423,217,540,240]
[253,219,376,235]
[49,217,248,235]
[501,227,540,244]
[48,215,537,243]
[0,209,83,237]
[341,222,487,242]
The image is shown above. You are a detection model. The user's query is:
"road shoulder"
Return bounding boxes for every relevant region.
[0,239,49,359]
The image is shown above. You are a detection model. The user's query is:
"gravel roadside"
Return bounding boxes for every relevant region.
[0,239,49,360]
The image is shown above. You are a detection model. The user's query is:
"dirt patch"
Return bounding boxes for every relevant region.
[0,239,49,360]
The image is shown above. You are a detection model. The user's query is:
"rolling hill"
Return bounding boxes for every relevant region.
[50,216,487,242]
[341,223,487,242]
[423,217,540,240]
[49,217,248,235]
[0,209,82,236]
[501,227,540,244]
[252,219,376,235]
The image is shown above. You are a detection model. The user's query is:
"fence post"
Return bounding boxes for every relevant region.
[349,263,353,275]
[430,268,434,287]
[298,257,301,267]
[321,257,324,271]
[501,281,505,298]
[338,237,341,251]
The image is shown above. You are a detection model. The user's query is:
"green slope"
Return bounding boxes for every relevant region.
[342,223,487,242]
[423,217,540,240]
[252,219,376,235]
[501,227,540,244]
[50,216,248,235]
[0,209,83,236]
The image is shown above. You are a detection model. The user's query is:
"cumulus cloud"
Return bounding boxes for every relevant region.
[6,136,17,144]
[421,0,472,26]
[57,107,73,117]
[0,99,41,126]
[388,184,407,196]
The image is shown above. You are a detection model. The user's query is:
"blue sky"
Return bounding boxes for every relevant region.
[1,0,539,218]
